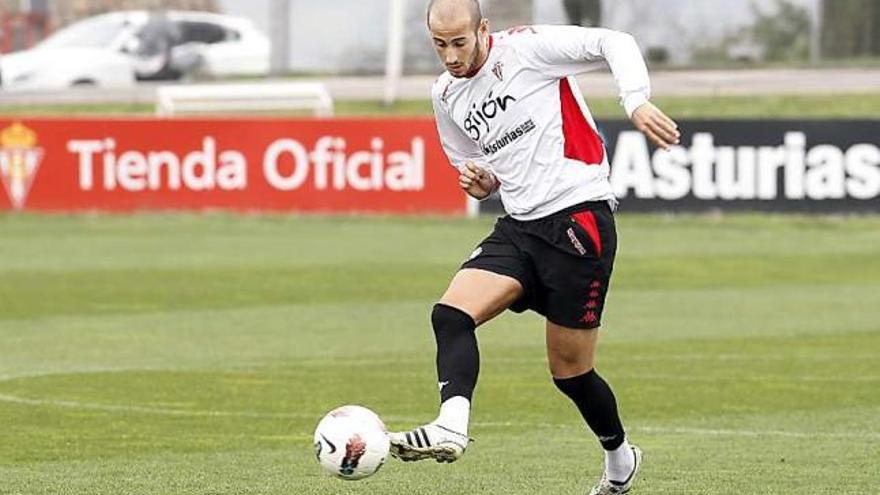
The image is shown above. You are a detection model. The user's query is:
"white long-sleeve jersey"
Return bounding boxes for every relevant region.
[432,25,651,220]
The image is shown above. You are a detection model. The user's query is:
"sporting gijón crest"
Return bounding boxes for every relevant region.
[492,60,504,81]
[0,122,44,210]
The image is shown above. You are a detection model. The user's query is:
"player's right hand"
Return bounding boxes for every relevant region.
[459,162,497,200]
[631,102,681,150]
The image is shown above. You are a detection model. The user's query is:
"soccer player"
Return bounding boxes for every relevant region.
[389,1,680,493]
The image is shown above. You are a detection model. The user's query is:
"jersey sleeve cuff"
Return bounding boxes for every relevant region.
[622,93,649,118]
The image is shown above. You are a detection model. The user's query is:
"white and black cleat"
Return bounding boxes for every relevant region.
[388,423,470,463]
[588,445,643,495]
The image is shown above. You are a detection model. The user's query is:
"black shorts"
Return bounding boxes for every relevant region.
[461,200,617,329]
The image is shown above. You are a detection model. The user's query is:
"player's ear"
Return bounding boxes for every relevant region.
[477,18,489,37]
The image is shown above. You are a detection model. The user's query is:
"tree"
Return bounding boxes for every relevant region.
[692,0,812,64]
[563,0,602,27]
[748,0,811,62]
[821,0,880,57]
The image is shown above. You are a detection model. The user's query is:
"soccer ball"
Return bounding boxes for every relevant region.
[313,405,390,480]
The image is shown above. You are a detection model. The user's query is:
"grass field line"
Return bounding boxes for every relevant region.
[0,367,171,384]
[630,425,880,440]
[616,373,880,383]
[478,421,880,440]
[1,391,877,441]
[265,343,880,367]
[0,392,310,420]
[4,363,876,388]
[3,361,878,390]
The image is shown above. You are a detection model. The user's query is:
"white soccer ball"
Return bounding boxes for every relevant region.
[313,405,390,480]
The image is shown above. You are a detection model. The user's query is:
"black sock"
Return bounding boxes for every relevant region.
[553,369,626,450]
[432,303,479,403]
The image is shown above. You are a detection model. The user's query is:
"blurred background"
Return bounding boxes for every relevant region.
[1,0,878,137]
[2,0,879,81]
[2,0,880,73]
[0,2,878,495]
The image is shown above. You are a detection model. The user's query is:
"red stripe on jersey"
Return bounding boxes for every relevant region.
[572,211,602,257]
[559,78,605,165]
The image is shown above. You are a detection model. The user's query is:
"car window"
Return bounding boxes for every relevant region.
[176,21,228,45]
[131,14,180,56]
[38,15,127,50]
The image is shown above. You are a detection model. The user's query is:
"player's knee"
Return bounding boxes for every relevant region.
[431,303,477,336]
[548,352,594,379]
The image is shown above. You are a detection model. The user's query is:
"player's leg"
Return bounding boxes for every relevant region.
[440,267,524,325]
[546,322,640,494]
[532,202,638,492]
[390,268,523,463]
[433,268,524,435]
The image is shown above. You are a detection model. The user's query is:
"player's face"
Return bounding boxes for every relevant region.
[430,17,488,78]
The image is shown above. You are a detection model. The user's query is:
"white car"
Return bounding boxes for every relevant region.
[0,10,270,91]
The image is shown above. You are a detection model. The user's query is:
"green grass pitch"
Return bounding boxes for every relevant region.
[0,213,878,494]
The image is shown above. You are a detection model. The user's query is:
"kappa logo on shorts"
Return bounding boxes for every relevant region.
[581,280,603,325]
[467,247,483,261]
[566,227,587,255]
[581,311,599,325]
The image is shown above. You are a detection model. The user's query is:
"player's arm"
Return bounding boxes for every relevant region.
[431,87,497,200]
[511,25,680,149]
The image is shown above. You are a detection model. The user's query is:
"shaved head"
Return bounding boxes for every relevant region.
[428,0,483,32]
[427,0,490,78]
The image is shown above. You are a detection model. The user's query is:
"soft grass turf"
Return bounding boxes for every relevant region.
[0,213,878,494]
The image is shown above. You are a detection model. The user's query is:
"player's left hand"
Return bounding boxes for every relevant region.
[631,102,681,150]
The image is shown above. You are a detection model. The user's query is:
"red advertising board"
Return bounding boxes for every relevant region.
[0,117,467,214]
